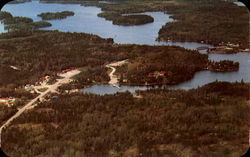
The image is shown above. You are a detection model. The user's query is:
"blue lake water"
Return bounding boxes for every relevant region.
[234,2,245,7]
[1,0,249,95]
[0,1,212,48]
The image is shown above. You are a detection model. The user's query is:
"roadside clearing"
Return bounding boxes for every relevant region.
[105,59,128,88]
[0,69,80,147]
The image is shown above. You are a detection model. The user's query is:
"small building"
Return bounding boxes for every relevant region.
[123,79,128,83]
[147,71,168,78]
[62,67,76,73]
[25,85,34,92]
[158,71,168,77]
[147,73,155,78]
[0,98,15,107]
[0,98,9,105]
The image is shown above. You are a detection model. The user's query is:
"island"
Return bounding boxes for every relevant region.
[0,29,241,110]
[208,60,239,72]
[0,11,52,31]
[81,0,249,52]
[37,11,75,20]
[0,11,13,20]
[98,12,154,26]
[8,0,31,4]
[36,0,249,51]
[0,1,249,156]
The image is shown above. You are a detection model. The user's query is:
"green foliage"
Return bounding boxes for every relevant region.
[0,11,13,20]
[0,30,208,88]
[158,0,248,48]
[0,11,52,32]
[38,11,75,20]
[8,0,31,4]
[82,0,248,48]
[4,21,52,31]
[0,31,113,87]
[0,106,18,126]
[74,66,110,86]
[0,87,35,99]
[31,21,52,28]
[2,16,33,25]
[116,46,208,85]
[98,12,154,26]
[208,60,239,72]
[113,14,154,26]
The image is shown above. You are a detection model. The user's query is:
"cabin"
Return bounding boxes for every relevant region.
[0,98,15,107]
[122,78,128,83]
[0,98,9,104]
[158,71,168,77]
[147,71,168,78]
[62,67,76,73]
[25,85,34,92]
[147,73,155,78]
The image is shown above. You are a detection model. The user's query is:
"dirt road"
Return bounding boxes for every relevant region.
[0,69,80,146]
[105,59,128,88]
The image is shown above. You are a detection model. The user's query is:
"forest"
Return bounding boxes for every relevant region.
[115,46,208,85]
[0,28,241,93]
[0,30,213,89]
[208,60,239,72]
[157,0,249,48]
[81,0,249,49]
[0,29,234,127]
[8,0,31,4]
[114,47,239,85]
[98,13,154,26]
[38,11,75,20]
[0,11,52,31]
[1,81,249,157]
[0,1,248,157]
[4,0,248,47]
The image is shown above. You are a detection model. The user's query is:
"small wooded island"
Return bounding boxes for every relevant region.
[82,0,249,52]
[208,60,239,72]
[0,11,52,31]
[0,1,249,156]
[98,12,154,26]
[38,11,75,20]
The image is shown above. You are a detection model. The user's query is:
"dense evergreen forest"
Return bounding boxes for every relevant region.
[4,0,248,47]
[98,13,154,26]
[115,46,208,85]
[0,11,52,31]
[0,30,214,88]
[81,0,248,48]
[0,1,248,157]
[38,11,75,20]
[1,82,249,157]
[0,28,239,130]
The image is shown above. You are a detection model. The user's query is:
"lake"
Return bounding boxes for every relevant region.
[234,2,245,7]
[1,0,249,95]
